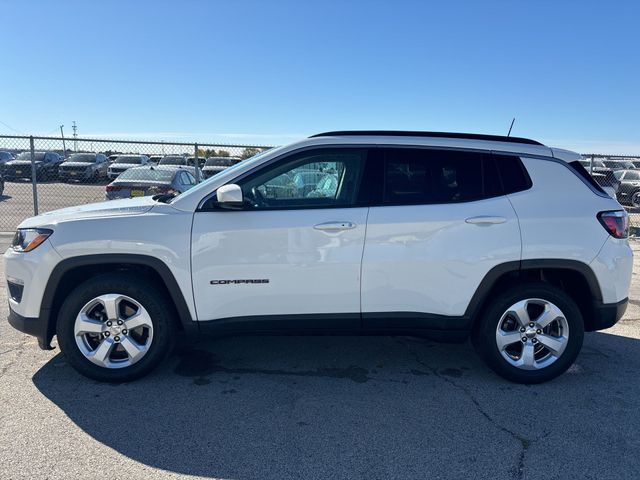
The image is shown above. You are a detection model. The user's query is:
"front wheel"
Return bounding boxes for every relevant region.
[473,283,584,384]
[57,273,176,382]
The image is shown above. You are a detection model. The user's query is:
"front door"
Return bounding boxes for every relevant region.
[191,147,370,330]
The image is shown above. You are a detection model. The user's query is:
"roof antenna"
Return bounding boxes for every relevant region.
[507,118,515,137]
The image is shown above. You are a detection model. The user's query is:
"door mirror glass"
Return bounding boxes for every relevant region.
[216,184,244,208]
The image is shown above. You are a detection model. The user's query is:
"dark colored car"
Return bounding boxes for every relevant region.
[59,153,109,182]
[0,172,4,196]
[149,155,163,164]
[3,151,63,181]
[0,151,14,174]
[105,165,197,200]
[202,157,236,179]
[614,169,640,207]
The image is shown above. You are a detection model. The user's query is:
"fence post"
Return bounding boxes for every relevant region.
[590,155,594,175]
[194,143,201,183]
[29,136,39,216]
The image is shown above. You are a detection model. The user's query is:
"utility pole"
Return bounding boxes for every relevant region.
[72,121,78,152]
[60,125,67,159]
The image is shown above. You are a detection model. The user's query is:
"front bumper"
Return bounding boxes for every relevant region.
[59,169,90,181]
[8,306,54,350]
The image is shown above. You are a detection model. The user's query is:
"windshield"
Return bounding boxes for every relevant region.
[115,156,143,164]
[205,158,235,167]
[68,153,96,163]
[160,157,186,165]
[15,152,46,161]
[117,168,175,182]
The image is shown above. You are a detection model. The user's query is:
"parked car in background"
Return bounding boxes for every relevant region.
[107,155,119,165]
[3,151,63,181]
[591,172,620,199]
[0,172,4,196]
[159,155,187,166]
[159,155,203,179]
[107,155,150,179]
[631,160,640,169]
[614,169,640,207]
[149,155,163,164]
[105,165,197,200]
[187,156,206,168]
[59,153,109,182]
[202,157,236,178]
[602,159,636,171]
[0,151,15,174]
[579,159,609,172]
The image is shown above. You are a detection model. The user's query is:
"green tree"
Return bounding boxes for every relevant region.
[240,147,262,160]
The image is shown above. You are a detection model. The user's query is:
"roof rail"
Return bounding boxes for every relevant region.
[309,130,544,146]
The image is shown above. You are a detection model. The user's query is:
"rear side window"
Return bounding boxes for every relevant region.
[568,161,608,195]
[381,148,499,205]
[494,155,532,194]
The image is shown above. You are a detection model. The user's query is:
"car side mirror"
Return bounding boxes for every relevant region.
[216,184,244,209]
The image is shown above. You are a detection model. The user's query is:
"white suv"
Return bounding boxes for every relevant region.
[4,131,632,383]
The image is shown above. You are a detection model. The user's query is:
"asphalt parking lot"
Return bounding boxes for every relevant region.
[1,235,640,480]
[0,179,108,232]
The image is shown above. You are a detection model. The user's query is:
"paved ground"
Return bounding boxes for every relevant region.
[1,235,640,480]
[0,179,108,232]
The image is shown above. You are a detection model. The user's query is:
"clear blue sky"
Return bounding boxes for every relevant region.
[2,0,639,153]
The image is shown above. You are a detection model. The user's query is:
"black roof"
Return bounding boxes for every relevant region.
[309,130,543,146]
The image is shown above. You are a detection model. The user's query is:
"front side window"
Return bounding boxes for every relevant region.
[235,148,367,209]
[625,170,640,181]
[381,148,497,205]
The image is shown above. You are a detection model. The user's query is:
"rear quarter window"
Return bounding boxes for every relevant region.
[494,154,532,194]
[567,161,608,196]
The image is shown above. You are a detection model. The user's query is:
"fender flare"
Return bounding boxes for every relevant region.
[40,254,197,348]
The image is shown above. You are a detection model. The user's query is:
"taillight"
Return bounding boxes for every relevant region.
[106,185,121,192]
[597,210,629,239]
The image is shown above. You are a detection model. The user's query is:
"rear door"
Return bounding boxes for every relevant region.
[361,147,521,329]
[191,146,370,328]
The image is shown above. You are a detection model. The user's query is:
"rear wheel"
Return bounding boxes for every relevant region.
[631,190,640,208]
[473,283,584,384]
[57,273,176,382]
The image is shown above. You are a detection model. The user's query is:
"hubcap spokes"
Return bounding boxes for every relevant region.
[495,298,569,370]
[74,294,153,369]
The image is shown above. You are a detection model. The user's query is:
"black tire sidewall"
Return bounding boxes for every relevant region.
[475,283,584,384]
[56,273,175,382]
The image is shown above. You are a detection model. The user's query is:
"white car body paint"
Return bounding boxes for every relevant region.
[4,133,632,336]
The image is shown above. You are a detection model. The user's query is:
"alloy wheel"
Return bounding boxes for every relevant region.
[74,293,154,369]
[495,298,569,370]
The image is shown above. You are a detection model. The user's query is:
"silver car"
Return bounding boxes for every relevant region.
[105,165,197,200]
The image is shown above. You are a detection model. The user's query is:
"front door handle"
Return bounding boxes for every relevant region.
[313,221,356,231]
[465,216,507,225]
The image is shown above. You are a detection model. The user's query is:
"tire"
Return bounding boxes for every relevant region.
[472,283,584,384]
[0,178,4,196]
[56,273,176,382]
[631,190,640,208]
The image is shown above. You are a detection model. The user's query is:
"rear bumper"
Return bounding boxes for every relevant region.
[8,306,54,350]
[589,297,628,331]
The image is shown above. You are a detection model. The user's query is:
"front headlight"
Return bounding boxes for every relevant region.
[11,228,53,252]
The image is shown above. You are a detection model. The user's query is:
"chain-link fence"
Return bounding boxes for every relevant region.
[0,135,272,232]
[581,154,640,235]
[1,135,639,235]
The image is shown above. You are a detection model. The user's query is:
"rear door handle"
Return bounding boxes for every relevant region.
[313,221,356,231]
[465,216,507,225]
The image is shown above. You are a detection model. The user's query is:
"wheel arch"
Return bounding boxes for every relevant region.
[466,259,603,332]
[40,254,196,349]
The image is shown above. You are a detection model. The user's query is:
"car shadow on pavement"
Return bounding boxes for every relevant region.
[32,331,640,479]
